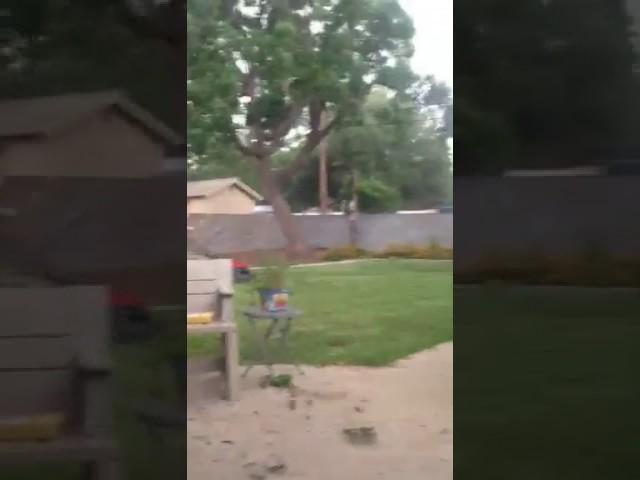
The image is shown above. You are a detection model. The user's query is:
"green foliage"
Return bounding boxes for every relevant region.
[356,177,401,213]
[455,0,639,173]
[321,243,453,262]
[269,374,293,388]
[1,1,184,131]
[188,260,453,366]
[457,287,640,479]
[253,258,289,290]
[458,252,640,287]
[287,85,452,211]
[375,243,453,260]
[187,0,418,175]
[321,246,369,262]
[187,0,453,218]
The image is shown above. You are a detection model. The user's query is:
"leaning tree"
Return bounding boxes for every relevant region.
[188,0,416,256]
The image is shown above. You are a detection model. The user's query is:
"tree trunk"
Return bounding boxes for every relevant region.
[257,157,309,259]
[318,110,330,214]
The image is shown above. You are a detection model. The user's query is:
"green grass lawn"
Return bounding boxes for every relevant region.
[455,286,640,480]
[188,259,453,366]
[1,261,450,478]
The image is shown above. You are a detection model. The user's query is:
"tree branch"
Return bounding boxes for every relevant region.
[241,68,258,98]
[122,0,186,45]
[276,113,340,184]
[266,103,304,142]
[234,134,262,158]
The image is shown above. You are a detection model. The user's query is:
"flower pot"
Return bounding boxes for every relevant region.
[258,288,290,312]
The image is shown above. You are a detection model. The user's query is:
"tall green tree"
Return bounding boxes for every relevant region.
[188,0,415,256]
[454,0,638,174]
[286,85,452,212]
[1,0,186,131]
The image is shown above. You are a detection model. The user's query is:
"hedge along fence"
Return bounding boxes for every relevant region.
[321,243,453,262]
[455,251,640,287]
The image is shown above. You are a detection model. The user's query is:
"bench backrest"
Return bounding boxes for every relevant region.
[187,259,233,316]
[0,286,110,418]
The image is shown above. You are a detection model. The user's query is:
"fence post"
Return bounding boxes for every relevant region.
[348,211,359,248]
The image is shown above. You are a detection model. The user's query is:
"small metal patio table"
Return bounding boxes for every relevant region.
[242,307,303,378]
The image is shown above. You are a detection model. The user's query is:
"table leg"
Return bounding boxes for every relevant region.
[262,319,278,376]
[224,330,240,401]
[241,318,258,377]
[242,317,277,378]
[281,318,304,375]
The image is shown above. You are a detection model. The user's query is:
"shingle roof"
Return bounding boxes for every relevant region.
[187,177,262,201]
[0,90,183,145]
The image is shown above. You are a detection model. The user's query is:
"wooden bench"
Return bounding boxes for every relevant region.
[186,259,239,401]
[0,286,118,479]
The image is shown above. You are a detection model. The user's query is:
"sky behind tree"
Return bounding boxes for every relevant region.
[400,0,453,87]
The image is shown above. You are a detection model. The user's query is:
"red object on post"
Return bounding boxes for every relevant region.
[109,289,144,308]
[232,259,249,270]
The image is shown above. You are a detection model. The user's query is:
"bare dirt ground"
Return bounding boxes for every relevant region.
[187,342,452,480]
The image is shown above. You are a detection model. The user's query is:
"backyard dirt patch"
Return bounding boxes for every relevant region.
[187,342,452,480]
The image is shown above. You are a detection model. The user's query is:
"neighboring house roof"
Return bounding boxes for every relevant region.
[187,178,263,201]
[0,90,183,145]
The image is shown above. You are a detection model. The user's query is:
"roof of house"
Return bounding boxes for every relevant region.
[187,177,263,201]
[0,90,183,145]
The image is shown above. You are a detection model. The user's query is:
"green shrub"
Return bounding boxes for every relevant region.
[420,242,454,260]
[356,178,401,213]
[321,243,453,262]
[457,252,640,287]
[375,243,453,260]
[321,246,369,261]
[375,244,416,259]
[254,257,289,289]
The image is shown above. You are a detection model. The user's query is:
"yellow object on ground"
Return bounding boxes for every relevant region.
[187,312,214,325]
[0,413,65,442]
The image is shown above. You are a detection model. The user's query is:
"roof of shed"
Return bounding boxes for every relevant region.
[187,177,262,201]
[0,90,183,145]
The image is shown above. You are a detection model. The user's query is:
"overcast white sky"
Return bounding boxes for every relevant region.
[400,0,453,88]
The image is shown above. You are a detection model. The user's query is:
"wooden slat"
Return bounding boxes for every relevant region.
[82,377,114,439]
[0,337,73,370]
[0,284,117,471]
[218,293,234,324]
[0,288,71,337]
[0,371,73,416]
[0,437,115,463]
[187,323,237,334]
[65,286,111,370]
[187,279,218,295]
[187,295,216,315]
[188,259,233,293]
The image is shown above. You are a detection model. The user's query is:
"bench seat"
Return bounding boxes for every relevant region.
[0,437,116,463]
[187,322,236,334]
[0,286,118,479]
[187,259,239,401]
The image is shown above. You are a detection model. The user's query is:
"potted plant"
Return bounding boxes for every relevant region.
[254,260,290,312]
